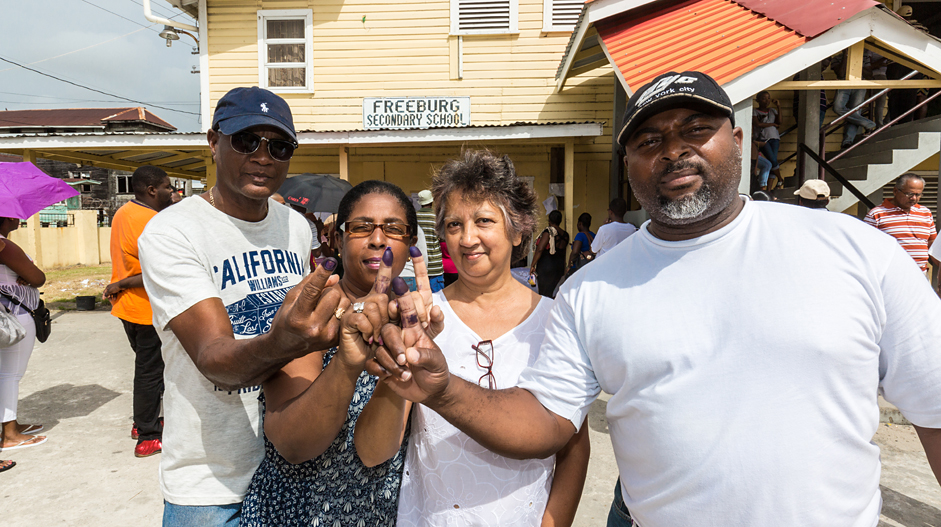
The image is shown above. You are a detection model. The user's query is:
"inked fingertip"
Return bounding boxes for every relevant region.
[391,277,409,296]
[382,247,394,266]
[322,258,338,272]
[409,246,422,258]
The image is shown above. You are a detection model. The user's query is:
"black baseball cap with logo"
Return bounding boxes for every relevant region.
[616,71,734,147]
[212,86,297,143]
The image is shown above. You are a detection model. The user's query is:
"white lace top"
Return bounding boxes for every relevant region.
[0,234,40,314]
[396,290,555,527]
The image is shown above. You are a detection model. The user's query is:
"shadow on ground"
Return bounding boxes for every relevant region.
[589,398,609,434]
[879,485,941,527]
[17,383,121,431]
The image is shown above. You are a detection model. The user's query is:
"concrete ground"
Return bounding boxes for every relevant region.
[1,310,939,526]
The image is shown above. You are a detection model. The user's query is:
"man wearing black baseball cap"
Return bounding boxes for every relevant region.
[368,71,941,527]
[139,87,346,525]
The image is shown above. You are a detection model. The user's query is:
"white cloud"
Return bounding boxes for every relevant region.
[0,0,201,131]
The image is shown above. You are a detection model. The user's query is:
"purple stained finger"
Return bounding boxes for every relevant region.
[409,246,422,258]
[382,247,394,266]
[392,277,410,296]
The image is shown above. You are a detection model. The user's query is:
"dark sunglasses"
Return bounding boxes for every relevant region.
[228,131,297,162]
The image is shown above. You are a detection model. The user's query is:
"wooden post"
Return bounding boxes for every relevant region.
[846,41,866,81]
[610,77,627,202]
[564,138,575,238]
[339,146,349,181]
[797,63,822,180]
[22,149,37,163]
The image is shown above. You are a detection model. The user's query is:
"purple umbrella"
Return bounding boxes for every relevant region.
[0,162,80,219]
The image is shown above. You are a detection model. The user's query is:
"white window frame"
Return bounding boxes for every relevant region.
[542,0,582,32]
[116,175,132,194]
[257,9,314,93]
[450,0,519,36]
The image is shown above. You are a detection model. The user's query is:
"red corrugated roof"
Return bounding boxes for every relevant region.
[0,108,176,131]
[596,0,809,91]
[735,0,877,38]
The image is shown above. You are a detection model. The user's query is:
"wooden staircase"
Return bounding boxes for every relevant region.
[770,116,941,212]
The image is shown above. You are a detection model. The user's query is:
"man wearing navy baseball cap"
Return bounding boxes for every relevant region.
[368,71,941,527]
[138,87,346,525]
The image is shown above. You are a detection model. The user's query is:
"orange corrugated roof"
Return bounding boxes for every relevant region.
[597,0,807,92]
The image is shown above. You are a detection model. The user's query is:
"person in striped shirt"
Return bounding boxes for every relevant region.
[416,190,445,292]
[864,173,937,272]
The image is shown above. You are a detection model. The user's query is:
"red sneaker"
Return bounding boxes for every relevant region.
[131,418,163,440]
[134,439,162,458]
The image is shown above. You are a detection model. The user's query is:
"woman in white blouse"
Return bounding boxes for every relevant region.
[355,150,590,527]
[0,217,47,451]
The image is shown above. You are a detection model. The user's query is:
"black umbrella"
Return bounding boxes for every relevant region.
[278,173,353,213]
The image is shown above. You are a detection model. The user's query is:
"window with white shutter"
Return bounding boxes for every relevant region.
[257,10,313,93]
[543,0,583,32]
[450,0,519,35]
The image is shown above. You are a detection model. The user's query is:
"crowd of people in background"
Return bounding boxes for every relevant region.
[2,61,941,527]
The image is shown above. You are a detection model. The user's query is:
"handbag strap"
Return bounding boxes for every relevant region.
[0,291,35,317]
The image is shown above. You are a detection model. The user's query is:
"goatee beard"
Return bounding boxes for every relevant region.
[659,184,713,221]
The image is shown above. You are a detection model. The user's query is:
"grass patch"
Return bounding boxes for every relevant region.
[40,264,113,310]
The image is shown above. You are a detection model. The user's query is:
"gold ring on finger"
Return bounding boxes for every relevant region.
[334,306,346,320]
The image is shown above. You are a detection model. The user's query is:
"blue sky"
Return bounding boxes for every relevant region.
[0,0,201,132]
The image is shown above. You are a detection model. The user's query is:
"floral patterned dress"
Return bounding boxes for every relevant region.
[241,348,408,526]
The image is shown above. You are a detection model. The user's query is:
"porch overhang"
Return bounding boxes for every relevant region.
[555,0,941,104]
[0,122,604,181]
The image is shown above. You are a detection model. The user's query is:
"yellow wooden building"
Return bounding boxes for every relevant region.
[195,0,617,233]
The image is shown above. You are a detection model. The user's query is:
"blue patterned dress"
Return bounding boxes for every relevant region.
[241,348,408,526]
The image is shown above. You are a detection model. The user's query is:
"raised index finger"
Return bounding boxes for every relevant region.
[410,246,432,297]
[294,257,340,314]
[370,247,395,295]
[392,277,421,329]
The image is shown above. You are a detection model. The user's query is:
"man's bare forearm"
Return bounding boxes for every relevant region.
[194,331,298,390]
[425,379,576,460]
[914,425,941,487]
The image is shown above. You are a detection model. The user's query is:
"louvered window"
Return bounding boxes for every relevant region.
[451,0,519,35]
[543,0,583,32]
[257,10,313,92]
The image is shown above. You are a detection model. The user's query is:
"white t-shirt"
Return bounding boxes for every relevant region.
[590,221,637,257]
[518,200,941,527]
[397,290,555,526]
[139,196,311,506]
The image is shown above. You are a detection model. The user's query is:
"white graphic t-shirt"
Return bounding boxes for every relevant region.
[140,196,311,506]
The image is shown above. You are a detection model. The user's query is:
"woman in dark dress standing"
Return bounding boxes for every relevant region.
[529,209,568,298]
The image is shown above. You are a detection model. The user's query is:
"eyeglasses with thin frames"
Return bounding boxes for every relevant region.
[339,221,412,240]
[472,340,495,389]
[227,131,297,162]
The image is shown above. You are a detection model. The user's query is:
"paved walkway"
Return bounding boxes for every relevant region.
[1,310,939,526]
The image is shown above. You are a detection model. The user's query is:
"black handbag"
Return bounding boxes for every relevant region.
[0,292,51,343]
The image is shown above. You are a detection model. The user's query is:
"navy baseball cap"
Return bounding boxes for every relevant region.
[211,87,297,143]
[617,71,734,147]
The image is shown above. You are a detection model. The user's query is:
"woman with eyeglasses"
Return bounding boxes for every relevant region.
[355,150,590,527]
[240,180,436,526]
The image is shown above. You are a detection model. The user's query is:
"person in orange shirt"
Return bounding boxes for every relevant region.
[104,165,173,458]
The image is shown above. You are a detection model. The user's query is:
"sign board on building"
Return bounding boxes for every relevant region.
[363,97,471,130]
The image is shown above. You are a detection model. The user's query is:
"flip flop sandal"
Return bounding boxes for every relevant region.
[21,424,44,435]
[0,435,48,452]
[0,459,15,473]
